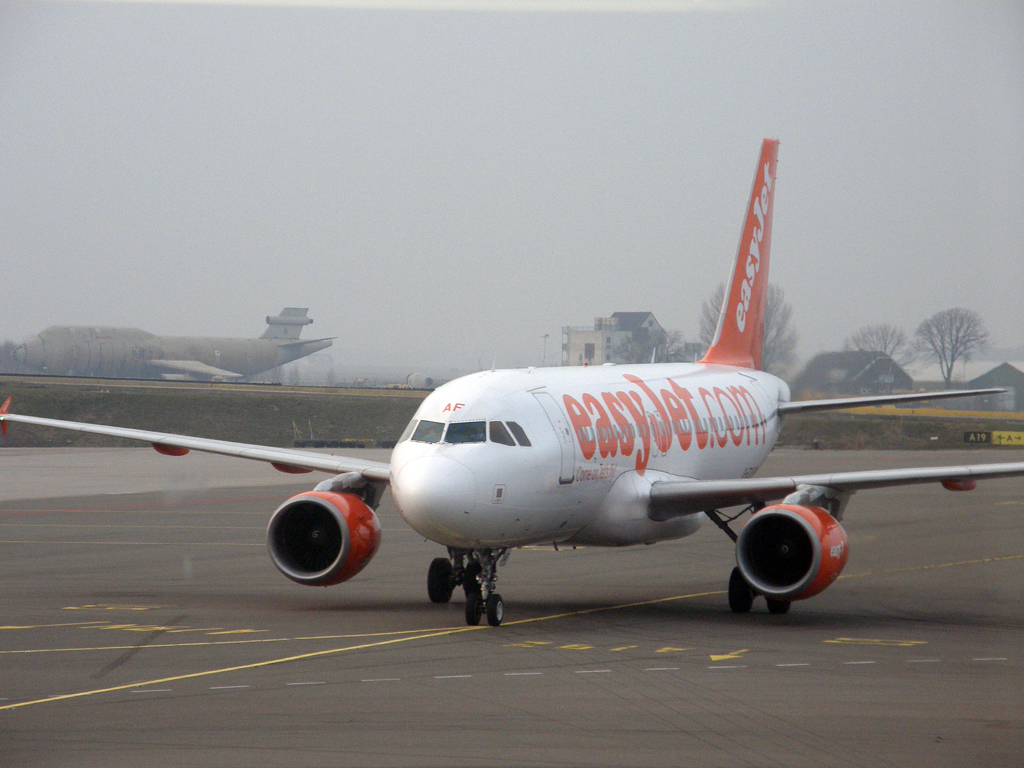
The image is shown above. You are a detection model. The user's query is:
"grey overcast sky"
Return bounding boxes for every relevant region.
[1,0,1022,372]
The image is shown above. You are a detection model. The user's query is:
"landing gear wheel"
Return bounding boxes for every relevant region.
[465,592,483,626]
[463,561,482,597]
[427,557,454,604]
[486,593,504,627]
[728,567,754,613]
[766,598,791,615]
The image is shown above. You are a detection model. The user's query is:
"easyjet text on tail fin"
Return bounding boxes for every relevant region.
[701,139,779,370]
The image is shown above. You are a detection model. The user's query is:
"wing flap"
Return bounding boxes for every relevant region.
[0,411,391,482]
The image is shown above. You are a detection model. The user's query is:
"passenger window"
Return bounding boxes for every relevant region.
[507,421,531,447]
[445,421,486,444]
[398,419,418,443]
[489,421,516,446]
[411,420,444,443]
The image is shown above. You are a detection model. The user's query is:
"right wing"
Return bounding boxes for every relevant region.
[0,400,391,482]
[648,460,1024,520]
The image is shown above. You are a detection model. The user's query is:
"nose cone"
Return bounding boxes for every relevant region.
[392,455,478,545]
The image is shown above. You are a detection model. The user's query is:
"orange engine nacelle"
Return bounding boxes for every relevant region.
[266,491,382,587]
[735,504,849,601]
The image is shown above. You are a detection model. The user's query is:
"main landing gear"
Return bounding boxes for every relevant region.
[427,547,509,627]
[727,566,790,614]
[708,507,791,616]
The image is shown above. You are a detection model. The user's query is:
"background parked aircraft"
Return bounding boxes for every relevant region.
[13,308,333,381]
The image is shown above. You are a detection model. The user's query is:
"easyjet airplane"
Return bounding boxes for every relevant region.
[4,140,1022,627]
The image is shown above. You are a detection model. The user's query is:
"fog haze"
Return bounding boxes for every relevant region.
[2,1,1022,373]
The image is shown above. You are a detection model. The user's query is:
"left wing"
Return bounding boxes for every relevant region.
[778,387,1003,415]
[648,461,1024,520]
[148,359,245,379]
[0,399,390,482]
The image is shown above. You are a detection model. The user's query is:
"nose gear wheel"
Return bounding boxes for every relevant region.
[427,557,455,603]
[426,547,509,626]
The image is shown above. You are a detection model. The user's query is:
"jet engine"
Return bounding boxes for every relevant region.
[267,491,382,586]
[735,504,849,601]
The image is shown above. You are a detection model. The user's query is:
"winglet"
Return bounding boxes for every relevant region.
[0,397,11,436]
[701,139,779,370]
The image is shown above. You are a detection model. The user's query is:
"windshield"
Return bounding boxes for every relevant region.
[445,421,486,444]
[411,420,444,443]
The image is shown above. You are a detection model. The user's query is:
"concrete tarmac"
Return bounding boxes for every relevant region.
[1,447,1022,767]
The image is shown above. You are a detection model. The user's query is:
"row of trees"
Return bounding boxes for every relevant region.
[614,283,991,388]
[845,308,990,387]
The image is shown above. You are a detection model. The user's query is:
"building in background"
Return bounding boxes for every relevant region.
[906,360,1024,412]
[968,363,1024,412]
[561,312,663,366]
[790,351,913,398]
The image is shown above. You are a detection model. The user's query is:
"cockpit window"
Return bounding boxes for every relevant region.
[445,421,486,444]
[411,420,444,443]
[507,421,531,446]
[489,421,516,446]
[398,419,418,443]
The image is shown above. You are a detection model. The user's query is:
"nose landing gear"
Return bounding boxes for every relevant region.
[426,547,509,627]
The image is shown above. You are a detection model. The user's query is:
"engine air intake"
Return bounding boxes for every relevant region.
[735,504,848,601]
[267,491,382,587]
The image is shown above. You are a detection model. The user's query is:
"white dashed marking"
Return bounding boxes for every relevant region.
[434,675,472,679]
[575,669,611,674]
[776,663,810,667]
[209,685,249,690]
[361,678,399,683]
[504,672,543,676]
[708,665,746,670]
[972,657,1008,662]
[131,689,171,693]
[644,667,679,672]
[908,659,940,664]
[843,661,876,665]
[287,681,326,686]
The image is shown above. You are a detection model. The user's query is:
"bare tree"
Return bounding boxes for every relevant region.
[615,328,688,364]
[698,284,726,353]
[762,285,798,375]
[697,282,797,376]
[914,308,990,387]
[844,323,914,367]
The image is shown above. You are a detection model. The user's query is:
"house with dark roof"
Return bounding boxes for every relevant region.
[561,313,664,366]
[969,362,1024,412]
[790,351,913,398]
[609,312,663,336]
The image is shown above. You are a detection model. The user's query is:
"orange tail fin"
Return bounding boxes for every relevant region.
[701,139,779,370]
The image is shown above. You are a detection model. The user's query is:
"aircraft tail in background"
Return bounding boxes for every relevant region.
[701,139,779,370]
[261,308,315,340]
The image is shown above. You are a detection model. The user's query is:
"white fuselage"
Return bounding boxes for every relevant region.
[390,363,789,549]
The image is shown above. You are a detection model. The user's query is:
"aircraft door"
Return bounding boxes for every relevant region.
[532,391,575,485]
